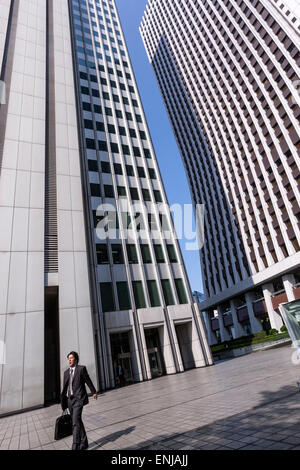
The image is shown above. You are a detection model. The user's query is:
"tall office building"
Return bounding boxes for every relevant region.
[0,0,212,415]
[141,0,300,344]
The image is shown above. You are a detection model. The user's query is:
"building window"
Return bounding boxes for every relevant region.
[127,244,138,264]
[148,213,158,231]
[133,147,141,157]
[154,190,163,202]
[141,244,152,264]
[154,244,165,263]
[175,279,188,304]
[112,244,124,264]
[114,163,123,175]
[117,186,127,198]
[101,161,111,173]
[90,184,101,197]
[137,166,146,178]
[100,282,115,312]
[96,122,105,132]
[86,139,96,149]
[117,282,131,310]
[161,279,175,306]
[104,185,114,198]
[98,140,108,151]
[83,102,92,111]
[147,280,161,307]
[126,165,135,176]
[132,281,146,309]
[108,124,116,134]
[167,245,178,263]
[130,188,139,200]
[88,160,98,172]
[94,104,102,114]
[110,142,119,153]
[96,244,109,264]
[84,119,93,129]
[142,189,151,201]
[122,145,130,155]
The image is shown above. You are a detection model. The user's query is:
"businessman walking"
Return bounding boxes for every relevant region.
[61,351,97,450]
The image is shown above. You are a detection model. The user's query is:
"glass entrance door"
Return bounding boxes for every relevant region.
[117,353,133,385]
[110,331,133,387]
[144,328,166,378]
[147,347,163,378]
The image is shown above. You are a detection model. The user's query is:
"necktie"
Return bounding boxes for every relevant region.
[68,368,74,397]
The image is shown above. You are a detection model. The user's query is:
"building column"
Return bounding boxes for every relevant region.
[229,300,245,339]
[193,303,214,365]
[262,283,284,331]
[282,274,296,302]
[168,319,185,372]
[245,292,264,334]
[129,324,144,383]
[136,320,152,380]
[217,306,231,342]
[105,329,115,389]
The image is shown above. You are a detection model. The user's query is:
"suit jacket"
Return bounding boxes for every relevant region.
[61,364,96,411]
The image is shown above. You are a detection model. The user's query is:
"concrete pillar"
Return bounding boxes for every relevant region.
[282,274,296,302]
[193,303,214,365]
[229,300,245,338]
[137,322,151,380]
[158,325,177,375]
[168,319,185,372]
[217,306,231,342]
[262,283,284,331]
[105,329,115,388]
[129,325,144,382]
[245,292,264,334]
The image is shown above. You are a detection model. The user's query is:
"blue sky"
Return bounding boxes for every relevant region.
[115,0,204,294]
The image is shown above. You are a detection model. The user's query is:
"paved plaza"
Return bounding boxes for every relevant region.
[1,344,300,450]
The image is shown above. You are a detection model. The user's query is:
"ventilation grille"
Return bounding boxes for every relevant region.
[44,0,58,274]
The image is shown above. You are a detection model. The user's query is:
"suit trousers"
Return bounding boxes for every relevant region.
[68,397,88,450]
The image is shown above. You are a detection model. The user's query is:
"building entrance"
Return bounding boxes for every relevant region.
[145,328,165,378]
[110,332,134,386]
[44,286,60,405]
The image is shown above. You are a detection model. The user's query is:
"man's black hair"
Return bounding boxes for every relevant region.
[67,351,79,363]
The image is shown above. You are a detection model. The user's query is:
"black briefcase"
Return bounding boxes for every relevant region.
[54,410,72,440]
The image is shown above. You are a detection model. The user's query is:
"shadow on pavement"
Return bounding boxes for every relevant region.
[120,384,300,450]
[89,426,136,450]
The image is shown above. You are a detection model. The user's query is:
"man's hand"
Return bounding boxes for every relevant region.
[93,394,98,400]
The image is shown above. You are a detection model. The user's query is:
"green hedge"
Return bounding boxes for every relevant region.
[211,331,290,353]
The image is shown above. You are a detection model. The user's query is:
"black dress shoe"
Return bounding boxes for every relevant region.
[79,444,89,450]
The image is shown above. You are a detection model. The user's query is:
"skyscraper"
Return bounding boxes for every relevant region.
[141,0,300,344]
[0,0,212,415]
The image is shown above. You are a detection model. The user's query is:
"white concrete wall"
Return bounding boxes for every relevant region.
[0,0,46,414]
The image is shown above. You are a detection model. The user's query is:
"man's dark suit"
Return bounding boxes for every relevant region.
[61,365,96,450]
